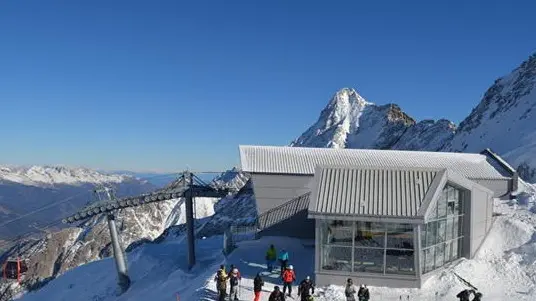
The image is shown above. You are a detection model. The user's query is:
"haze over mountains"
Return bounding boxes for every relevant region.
[0,166,155,240]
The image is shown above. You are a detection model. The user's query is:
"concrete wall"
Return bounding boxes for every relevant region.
[467,186,494,258]
[251,173,314,238]
[472,178,510,199]
[260,209,315,239]
[251,174,312,214]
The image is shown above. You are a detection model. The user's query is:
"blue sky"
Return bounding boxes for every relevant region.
[0,0,534,172]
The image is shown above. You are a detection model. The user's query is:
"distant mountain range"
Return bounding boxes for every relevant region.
[292,53,536,182]
[0,166,155,240]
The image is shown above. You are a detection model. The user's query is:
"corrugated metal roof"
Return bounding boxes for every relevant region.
[239,145,510,180]
[309,166,440,218]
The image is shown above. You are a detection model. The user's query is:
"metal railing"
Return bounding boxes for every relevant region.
[257,192,311,230]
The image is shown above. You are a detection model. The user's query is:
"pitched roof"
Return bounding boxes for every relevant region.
[239,145,510,180]
[308,165,442,219]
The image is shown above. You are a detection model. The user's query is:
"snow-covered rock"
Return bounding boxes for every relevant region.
[443,53,536,181]
[392,119,456,151]
[290,88,454,151]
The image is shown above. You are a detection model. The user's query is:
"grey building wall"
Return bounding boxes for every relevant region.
[257,193,314,239]
[251,173,312,214]
[472,178,510,199]
[467,186,494,258]
[260,209,315,239]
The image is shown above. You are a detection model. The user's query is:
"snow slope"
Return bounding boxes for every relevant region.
[12,185,536,301]
[443,53,536,181]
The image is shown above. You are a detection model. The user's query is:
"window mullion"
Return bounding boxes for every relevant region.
[383,228,387,274]
[351,221,355,273]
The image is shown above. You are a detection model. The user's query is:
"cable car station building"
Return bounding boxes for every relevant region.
[239,145,519,288]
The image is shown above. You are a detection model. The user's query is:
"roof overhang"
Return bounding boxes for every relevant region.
[308,212,425,224]
[308,165,444,221]
[307,164,494,224]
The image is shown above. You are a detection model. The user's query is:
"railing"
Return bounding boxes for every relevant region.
[222,192,312,254]
[257,192,311,230]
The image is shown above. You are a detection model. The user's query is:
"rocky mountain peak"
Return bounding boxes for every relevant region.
[291,88,451,151]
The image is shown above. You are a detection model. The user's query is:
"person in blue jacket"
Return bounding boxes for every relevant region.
[279,249,289,275]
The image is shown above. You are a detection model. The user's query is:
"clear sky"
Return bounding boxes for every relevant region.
[0,0,534,173]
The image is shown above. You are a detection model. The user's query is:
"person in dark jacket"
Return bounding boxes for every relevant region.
[228,268,240,301]
[297,276,315,301]
[357,284,370,301]
[253,272,264,301]
[472,291,482,301]
[345,278,356,301]
[456,289,472,301]
[269,286,286,301]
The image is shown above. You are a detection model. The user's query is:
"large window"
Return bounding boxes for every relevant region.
[421,184,464,274]
[320,220,416,275]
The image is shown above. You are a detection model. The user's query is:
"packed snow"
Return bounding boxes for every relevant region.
[10,184,536,301]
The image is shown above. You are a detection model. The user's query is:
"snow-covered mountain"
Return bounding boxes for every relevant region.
[292,53,536,181]
[291,88,455,151]
[0,166,135,187]
[0,166,156,240]
[443,53,536,181]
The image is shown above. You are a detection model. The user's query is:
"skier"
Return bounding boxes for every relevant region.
[456,289,472,301]
[297,276,315,301]
[228,268,240,301]
[345,278,357,301]
[253,272,264,301]
[472,291,483,301]
[357,284,370,301]
[279,249,289,275]
[215,268,228,301]
[281,265,296,298]
[269,286,286,301]
[266,244,277,272]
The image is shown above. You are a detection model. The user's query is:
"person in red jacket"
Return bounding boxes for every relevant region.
[281,265,296,298]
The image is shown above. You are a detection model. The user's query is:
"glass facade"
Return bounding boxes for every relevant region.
[420,184,465,274]
[320,220,416,275]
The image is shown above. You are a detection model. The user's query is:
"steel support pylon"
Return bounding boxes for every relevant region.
[185,171,196,270]
[106,213,131,292]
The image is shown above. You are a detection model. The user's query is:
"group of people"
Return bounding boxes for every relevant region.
[344,278,370,301]
[456,289,483,301]
[265,244,316,300]
[218,244,483,301]
[215,264,242,301]
[267,274,315,301]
